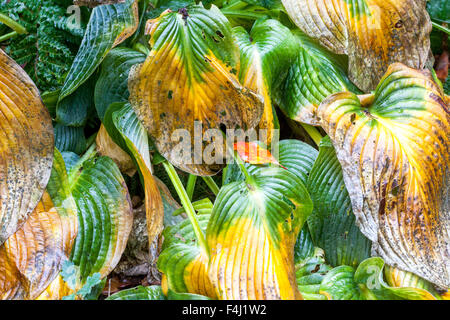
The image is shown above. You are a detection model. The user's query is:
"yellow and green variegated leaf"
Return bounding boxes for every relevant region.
[207,167,313,299]
[0,49,54,245]
[277,32,361,125]
[233,19,298,143]
[159,165,313,299]
[158,213,216,298]
[106,285,166,300]
[69,153,133,283]
[319,257,439,300]
[111,103,164,254]
[0,149,78,300]
[318,63,450,288]
[282,0,432,92]
[128,4,263,175]
[58,0,138,103]
[54,123,87,155]
[354,257,439,300]
[94,48,146,120]
[307,136,371,268]
[75,0,126,7]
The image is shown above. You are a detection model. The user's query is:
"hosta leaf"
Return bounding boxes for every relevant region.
[56,75,96,127]
[295,248,331,300]
[54,123,87,155]
[307,136,371,267]
[207,167,312,299]
[94,48,146,120]
[69,155,133,282]
[233,19,298,143]
[354,257,438,300]
[128,4,263,175]
[319,266,362,300]
[96,124,136,177]
[106,285,166,300]
[75,0,126,7]
[294,225,315,264]
[317,63,450,288]
[234,142,285,168]
[275,139,318,185]
[240,0,282,9]
[110,103,164,252]
[0,49,54,245]
[277,32,360,125]
[155,177,184,227]
[58,0,138,102]
[0,150,78,300]
[427,0,450,24]
[158,214,216,298]
[282,0,432,91]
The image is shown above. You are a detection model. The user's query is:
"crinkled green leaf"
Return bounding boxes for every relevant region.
[306,136,371,267]
[94,48,145,120]
[106,285,166,300]
[427,0,450,23]
[277,32,360,125]
[58,0,138,102]
[54,124,87,155]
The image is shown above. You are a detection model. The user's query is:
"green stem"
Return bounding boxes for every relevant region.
[301,123,323,147]
[0,30,17,42]
[0,13,27,34]
[163,161,209,254]
[201,176,220,196]
[432,21,450,35]
[186,174,197,201]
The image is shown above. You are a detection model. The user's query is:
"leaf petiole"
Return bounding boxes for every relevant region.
[0,13,27,34]
[201,176,220,196]
[300,123,323,147]
[162,161,209,255]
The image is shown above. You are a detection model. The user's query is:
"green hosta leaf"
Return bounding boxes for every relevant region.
[233,19,298,142]
[56,74,96,127]
[294,225,315,264]
[306,136,371,268]
[106,285,166,300]
[54,123,87,155]
[240,0,282,9]
[94,48,146,120]
[295,249,331,300]
[319,266,361,300]
[58,0,138,102]
[277,32,360,125]
[61,152,81,173]
[427,0,450,23]
[68,154,133,283]
[275,139,318,185]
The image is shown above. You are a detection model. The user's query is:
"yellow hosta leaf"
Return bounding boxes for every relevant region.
[0,192,78,300]
[159,167,313,300]
[317,63,450,288]
[282,0,432,91]
[0,49,54,245]
[128,5,263,175]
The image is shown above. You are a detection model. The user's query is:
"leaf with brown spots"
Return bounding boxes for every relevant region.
[128,5,264,175]
[0,150,78,300]
[317,63,450,289]
[0,49,54,245]
[74,0,125,7]
[282,0,432,92]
